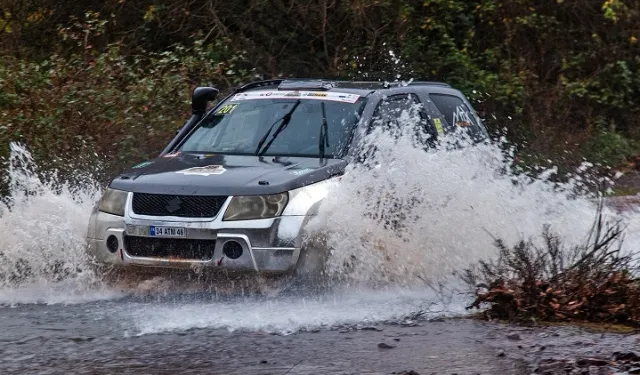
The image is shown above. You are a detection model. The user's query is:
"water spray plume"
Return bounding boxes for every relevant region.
[0,143,118,304]
[0,105,638,322]
[308,113,639,288]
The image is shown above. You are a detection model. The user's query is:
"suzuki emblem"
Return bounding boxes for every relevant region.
[165,197,182,213]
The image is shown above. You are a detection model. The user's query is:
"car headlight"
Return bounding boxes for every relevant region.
[223,193,289,221]
[98,188,128,216]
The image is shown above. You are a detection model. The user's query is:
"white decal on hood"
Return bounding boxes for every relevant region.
[176,165,226,176]
[290,168,314,176]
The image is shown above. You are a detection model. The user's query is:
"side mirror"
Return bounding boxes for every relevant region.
[192,86,219,115]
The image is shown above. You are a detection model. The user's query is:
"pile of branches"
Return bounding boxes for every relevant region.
[462,199,640,326]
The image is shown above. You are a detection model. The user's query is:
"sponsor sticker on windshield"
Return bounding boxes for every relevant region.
[230,90,360,104]
[176,165,226,176]
[433,118,444,135]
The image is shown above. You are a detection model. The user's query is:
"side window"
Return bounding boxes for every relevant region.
[369,94,438,143]
[429,94,483,139]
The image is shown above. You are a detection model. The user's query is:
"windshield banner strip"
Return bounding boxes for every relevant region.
[230,91,361,104]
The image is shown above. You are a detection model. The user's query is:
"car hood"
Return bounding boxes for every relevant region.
[109,153,347,196]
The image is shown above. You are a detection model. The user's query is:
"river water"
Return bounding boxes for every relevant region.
[1,128,639,373]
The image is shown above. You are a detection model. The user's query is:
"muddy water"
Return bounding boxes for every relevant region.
[489,323,640,367]
[2,297,638,375]
[0,299,525,375]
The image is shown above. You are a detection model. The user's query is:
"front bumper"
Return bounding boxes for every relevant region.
[86,201,309,274]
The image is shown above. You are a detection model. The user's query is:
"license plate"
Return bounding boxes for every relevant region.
[149,226,186,237]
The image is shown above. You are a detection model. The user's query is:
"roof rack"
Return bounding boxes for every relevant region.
[234,79,284,92]
[333,80,451,89]
[332,81,388,89]
[277,79,335,91]
[232,78,452,93]
[408,81,451,88]
[381,80,451,88]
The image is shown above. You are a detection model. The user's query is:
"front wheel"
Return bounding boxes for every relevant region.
[283,237,332,293]
[295,245,328,279]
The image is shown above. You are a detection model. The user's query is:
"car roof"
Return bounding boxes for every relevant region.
[233,78,462,97]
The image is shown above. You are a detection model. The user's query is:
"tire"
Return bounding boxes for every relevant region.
[289,237,332,293]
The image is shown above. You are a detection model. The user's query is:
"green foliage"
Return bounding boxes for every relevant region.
[582,131,638,168]
[0,13,254,180]
[0,0,640,178]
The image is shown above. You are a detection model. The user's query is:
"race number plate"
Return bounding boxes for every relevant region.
[149,226,186,237]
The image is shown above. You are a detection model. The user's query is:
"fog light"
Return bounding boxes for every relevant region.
[222,241,243,259]
[106,235,119,253]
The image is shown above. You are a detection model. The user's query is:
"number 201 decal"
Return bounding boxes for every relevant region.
[216,104,237,115]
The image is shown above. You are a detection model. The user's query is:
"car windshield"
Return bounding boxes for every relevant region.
[178,91,367,158]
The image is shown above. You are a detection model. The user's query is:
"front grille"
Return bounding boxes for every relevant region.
[124,236,215,260]
[132,193,227,218]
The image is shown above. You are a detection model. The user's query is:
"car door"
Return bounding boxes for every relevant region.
[353,92,438,164]
[427,92,487,141]
[367,92,440,145]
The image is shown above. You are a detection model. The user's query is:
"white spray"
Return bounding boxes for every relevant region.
[0,108,638,335]
[308,114,638,288]
[0,143,120,304]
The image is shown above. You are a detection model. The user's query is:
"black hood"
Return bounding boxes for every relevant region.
[109,153,347,196]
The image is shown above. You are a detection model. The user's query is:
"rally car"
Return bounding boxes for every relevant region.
[86,78,488,281]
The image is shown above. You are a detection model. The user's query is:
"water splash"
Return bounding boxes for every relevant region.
[345,48,415,81]
[0,143,119,304]
[0,108,638,338]
[308,121,639,287]
[129,286,463,335]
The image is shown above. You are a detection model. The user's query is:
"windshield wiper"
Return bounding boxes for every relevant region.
[319,101,330,158]
[255,100,301,156]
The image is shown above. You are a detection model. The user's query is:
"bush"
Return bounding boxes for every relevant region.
[462,199,640,327]
[581,131,639,168]
[2,1,640,170]
[0,13,256,185]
